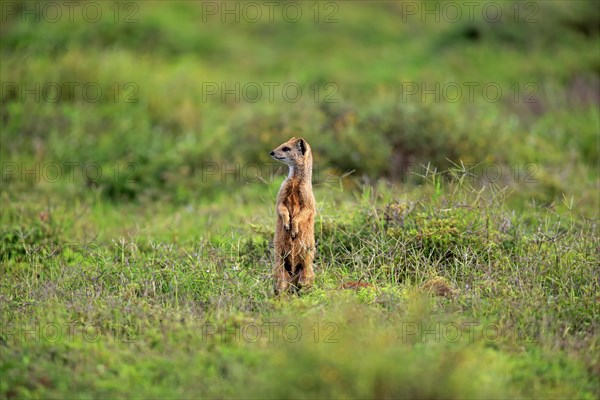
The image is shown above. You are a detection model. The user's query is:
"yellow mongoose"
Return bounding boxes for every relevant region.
[270,137,316,294]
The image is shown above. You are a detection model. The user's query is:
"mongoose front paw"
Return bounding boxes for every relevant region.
[284,222,291,231]
[291,223,299,239]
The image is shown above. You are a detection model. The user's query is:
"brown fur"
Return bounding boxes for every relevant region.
[339,281,374,290]
[270,137,316,294]
[421,276,458,298]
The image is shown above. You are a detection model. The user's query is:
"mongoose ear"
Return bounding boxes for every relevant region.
[297,138,306,155]
[289,136,297,141]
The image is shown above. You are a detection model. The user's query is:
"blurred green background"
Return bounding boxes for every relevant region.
[1,1,599,398]
[1,0,598,210]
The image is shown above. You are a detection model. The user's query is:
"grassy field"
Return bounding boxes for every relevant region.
[1,1,599,398]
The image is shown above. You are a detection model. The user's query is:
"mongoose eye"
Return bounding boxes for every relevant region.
[282,146,290,152]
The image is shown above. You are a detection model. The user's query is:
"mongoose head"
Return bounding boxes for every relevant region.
[270,137,311,168]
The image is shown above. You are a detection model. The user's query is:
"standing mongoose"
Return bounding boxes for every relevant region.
[270,137,316,294]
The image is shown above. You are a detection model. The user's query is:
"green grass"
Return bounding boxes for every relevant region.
[2,180,598,398]
[1,0,599,398]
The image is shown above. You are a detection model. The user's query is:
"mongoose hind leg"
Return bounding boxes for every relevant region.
[298,250,315,290]
[274,255,293,295]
